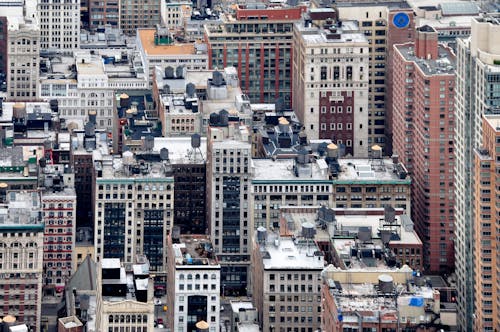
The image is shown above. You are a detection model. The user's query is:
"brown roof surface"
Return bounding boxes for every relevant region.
[138,29,195,56]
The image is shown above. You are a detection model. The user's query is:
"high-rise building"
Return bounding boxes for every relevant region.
[204,3,305,107]
[207,123,252,296]
[37,0,80,51]
[40,164,77,295]
[335,1,415,153]
[6,16,40,101]
[392,26,455,273]
[292,18,369,156]
[0,190,44,331]
[473,114,500,331]
[93,151,174,272]
[454,15,500,331]
[166,234,220,332]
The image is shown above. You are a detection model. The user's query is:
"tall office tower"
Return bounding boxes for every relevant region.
[207,123,252,296]
[335,2,415,153]
[292,17,370,155]
[88,0,119,29]
[93,151,174,272]
[392,26,455,273]
[6,16,40,101]
[40,164,77,295]
[473,114,500,331]
[37,0,80,52]
[0,190,44,331]
[204,3,304,107]
[455,15,500,332]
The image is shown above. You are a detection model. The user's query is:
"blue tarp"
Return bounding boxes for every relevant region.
[408,297,424,307]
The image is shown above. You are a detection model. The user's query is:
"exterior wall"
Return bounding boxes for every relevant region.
[88,0,119,29]
[336,5,415,153]
[207,126,252,296]
[7,20,40,101]
[0,227,44,331]
[120,0,161,35]
[38,0,80,51]
[472,116,500,331]
[392,40,455,273]
[71,152,94,227]
[94,178,174,271]
[74,243,94,269]
[205,11,299,107]
[42,194,77,290]
[250,182,333,230]
[292,23,369,156]
[0,17,7,77]
[390,243,423,271]
[455,17,500,331]
[332,181,411,213]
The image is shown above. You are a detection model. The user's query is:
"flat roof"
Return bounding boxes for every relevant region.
[295,21,368,45]
[259,236,325,270]
[230,301,255,313]
[336,158,410,183]
[138,29,196,56]
[153,137,206,164]
[252,158,330,182]
[396,43,456,76]
[172,235,219,267]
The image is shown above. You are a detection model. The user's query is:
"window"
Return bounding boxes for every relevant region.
[337,106,343,113]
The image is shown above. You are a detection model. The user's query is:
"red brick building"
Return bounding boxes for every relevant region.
[392,26,455,273]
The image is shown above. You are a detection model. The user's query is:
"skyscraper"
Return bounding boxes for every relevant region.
[392,26,455,273]
[454,14,500,331]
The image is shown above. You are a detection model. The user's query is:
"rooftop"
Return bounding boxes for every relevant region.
[172,235,219,267]
[257,235,325,270]
[153,137,206,164]
[335,158,410,183]
[138,29,203,56]
[0,191,42,229]
[252,158,330,182]
[230,301,255,313]
[396,43,456,76]
[95,153,174,181]
[295,21,368,45]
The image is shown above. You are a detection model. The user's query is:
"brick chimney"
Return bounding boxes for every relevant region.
[415,25,438,60]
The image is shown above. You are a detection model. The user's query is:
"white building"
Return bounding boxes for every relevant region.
[454,14,500,332]
[167,234,220,332]
[39,50,147,130]
[292,20,369,157]
[37,0,80,52]
[207,123,252,296]
[6,16,40,101]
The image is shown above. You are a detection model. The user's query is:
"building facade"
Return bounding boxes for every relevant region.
[6,16,40,101]
[454,15,500,331]
[0,190,44,331]
[473,114,500,331]
[93,152,174,272]
[335,2,415,152]
[292,19,369,156]
[205,4,305,107]
[167,235,220,332]
[37,0,80,51]
[252,229,324,332]
[207,124,252,296]
[392,26,455,273]
[40,164,77,294]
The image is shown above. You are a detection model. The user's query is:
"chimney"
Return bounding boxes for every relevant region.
[415,25,438,60]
